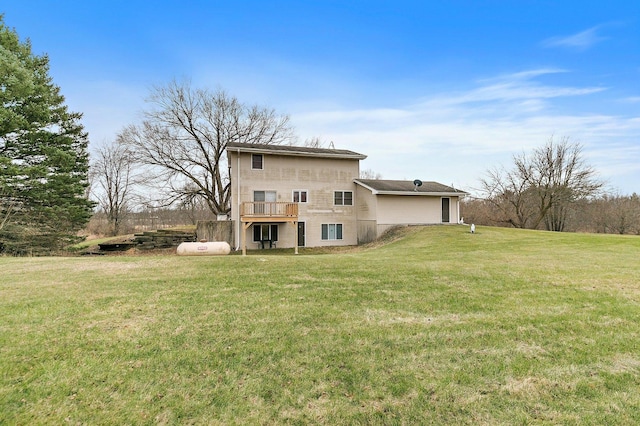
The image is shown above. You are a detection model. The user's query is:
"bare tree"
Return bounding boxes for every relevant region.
[120,80,293,215]
[91,140,140,236]
[595,194,640,235]
[359,168,382,180]
[479,136,603,231]
[479,164,537,228]
[302,136,325,148]
[531,137,603,231]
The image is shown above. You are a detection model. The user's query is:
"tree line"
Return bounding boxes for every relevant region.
[463,137,640,235]
[464,193,640,235]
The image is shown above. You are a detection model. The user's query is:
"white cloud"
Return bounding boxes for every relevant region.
[292,69,640,194]
[542,26,607,50]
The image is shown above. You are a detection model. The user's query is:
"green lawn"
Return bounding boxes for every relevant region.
[1,226,640,424]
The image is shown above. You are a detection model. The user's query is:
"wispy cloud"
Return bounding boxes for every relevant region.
[442,68,604,106]
[542,26,607,51]
[293,69,639,193]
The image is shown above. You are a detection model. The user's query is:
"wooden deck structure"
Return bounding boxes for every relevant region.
[240,202,298,255]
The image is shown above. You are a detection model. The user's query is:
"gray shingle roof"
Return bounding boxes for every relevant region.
[355,179,467,195]
[227,142,367,160]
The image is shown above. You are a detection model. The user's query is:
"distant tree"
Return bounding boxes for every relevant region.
[595,194,640,235]
[0,16,93,254]
[479,162,538,228]
[91,139,142,236]
[479,137,602,231]
[176,185,214,224]
[302,136,325,148]
[120,80,293,215]
[359,168,382,180]
[460,197,500,227]
[532,137,603,231]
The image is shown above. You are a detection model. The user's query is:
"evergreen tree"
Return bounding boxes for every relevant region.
[1,16,94,254]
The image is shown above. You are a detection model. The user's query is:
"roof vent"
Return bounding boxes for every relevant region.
[413,179,423,191]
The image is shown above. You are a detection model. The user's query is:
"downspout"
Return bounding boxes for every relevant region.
[236,148,241,251]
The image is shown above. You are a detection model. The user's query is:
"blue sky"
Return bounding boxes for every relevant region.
[4,1,640,194]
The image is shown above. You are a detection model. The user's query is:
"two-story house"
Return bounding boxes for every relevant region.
[227,142,466,254]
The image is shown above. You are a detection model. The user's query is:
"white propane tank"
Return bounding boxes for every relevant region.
[177,241,231,256]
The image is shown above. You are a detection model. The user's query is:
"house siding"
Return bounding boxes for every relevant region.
[378,194,461,225]
[377,195,443,224]
[356,185,378,244]
[229,150,360,249]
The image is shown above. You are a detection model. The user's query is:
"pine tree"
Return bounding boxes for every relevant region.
[1,16,94,254]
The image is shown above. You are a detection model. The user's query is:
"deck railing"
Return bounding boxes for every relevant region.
[240,202,298,218]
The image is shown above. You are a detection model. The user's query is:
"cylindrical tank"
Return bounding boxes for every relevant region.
[177,241,231,256]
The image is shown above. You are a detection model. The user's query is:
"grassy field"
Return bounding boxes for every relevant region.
[1,226,640,424]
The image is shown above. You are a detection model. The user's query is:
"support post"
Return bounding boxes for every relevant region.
[242,221,252,256]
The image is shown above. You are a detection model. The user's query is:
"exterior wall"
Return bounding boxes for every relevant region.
[229,150,360,249]
[196,220,234,245]
[355,185,377,221]
[375,194,462,225]
[355,185,378,244]
[376,223,403,237]
[376,195,441,224]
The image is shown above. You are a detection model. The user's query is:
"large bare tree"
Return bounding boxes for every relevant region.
[480,136,603,231]
[91,140,141,236]
[479,163,538,228]
[120,81,293,215]
[532,137,603,231]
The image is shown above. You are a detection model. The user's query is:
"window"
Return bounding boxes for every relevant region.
[293,190,308,203]
[253,191,276,202]
[251,154,263,170]
[253,224,279,242]
[321,224,343,240]
[253,191,276,214]
[334,191,353,206]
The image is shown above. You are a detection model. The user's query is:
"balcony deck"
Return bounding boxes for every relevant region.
[239,202,299,255]
[240,202,298,223]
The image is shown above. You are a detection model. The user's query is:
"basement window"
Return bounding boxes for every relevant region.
[253,224,278,242]
[321,223,343,240]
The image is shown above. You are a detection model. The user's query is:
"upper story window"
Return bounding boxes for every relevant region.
[293,190,308,203]
[251,154,263,170]
[334,191,353,206]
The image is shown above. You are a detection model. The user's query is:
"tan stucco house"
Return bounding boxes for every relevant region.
[227,142,467,254]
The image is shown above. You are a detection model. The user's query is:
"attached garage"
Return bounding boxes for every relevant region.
[355,179,467,244]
